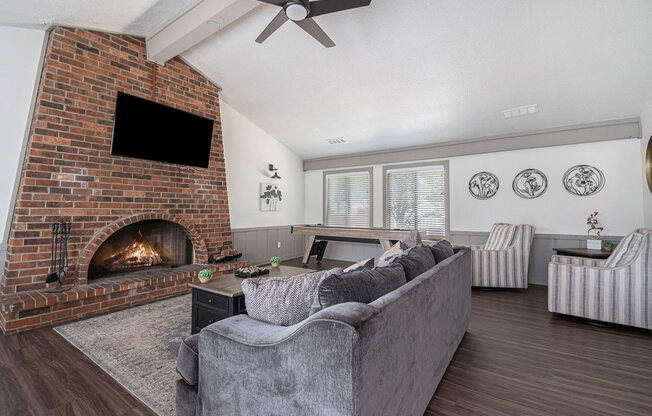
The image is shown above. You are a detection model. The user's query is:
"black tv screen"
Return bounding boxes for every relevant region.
[111,92,214,168]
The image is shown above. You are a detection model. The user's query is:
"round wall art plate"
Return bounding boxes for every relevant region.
[562,165,605,196]
[468,172,499,200]
[512,168,547,199]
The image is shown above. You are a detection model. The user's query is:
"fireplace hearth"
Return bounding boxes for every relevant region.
[89,220,193,280]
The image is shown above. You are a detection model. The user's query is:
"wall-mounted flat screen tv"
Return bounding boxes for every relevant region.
[110,92,214,168]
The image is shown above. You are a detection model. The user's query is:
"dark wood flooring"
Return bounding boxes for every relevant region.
[0,258,650,415]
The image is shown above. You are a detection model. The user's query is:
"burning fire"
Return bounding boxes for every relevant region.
[122,240,162,267]
[103,230,163,271]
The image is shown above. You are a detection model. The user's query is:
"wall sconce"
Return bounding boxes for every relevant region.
[268,164,281,179]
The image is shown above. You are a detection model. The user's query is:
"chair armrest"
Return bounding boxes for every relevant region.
[550,255,607,268]
[197,302,376,415]
[203,301,376,347]
[548,261,607,278]
[471,245,513,253]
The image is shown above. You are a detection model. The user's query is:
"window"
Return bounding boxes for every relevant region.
[384,162,449,238]
[324,168,372,228]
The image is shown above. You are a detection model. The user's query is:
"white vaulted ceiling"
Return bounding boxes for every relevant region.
[2,0,652,159]
[0,0,196,35]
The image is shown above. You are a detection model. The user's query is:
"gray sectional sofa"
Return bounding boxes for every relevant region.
[176,248,471,416]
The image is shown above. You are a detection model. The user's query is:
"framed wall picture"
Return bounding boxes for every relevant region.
[260,183,283,212]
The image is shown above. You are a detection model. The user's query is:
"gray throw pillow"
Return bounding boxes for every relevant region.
[389,245,435,281]
[344,257,374,272]
[310,263,406,316]
[400,230,423,249]
[428,240,455,263]
[242,268,342,326]
[377,241,403,267]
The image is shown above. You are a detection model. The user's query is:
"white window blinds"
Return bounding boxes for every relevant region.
[386,165,447,237]
[325,171,371,228]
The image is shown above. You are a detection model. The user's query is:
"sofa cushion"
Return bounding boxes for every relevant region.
[484,224,516,250]
[242,268,342,326]
[389,245,436,281]
[400,230,422,249]
[428,240,455,263]
[176,334,199,386]
[344,257,374,272]
[377,242,404,267]
[310,263,406,315]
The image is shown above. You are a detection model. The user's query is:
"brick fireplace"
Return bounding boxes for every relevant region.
[0,27,247,333]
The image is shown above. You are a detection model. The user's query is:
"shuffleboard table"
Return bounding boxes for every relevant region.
[291,225,426,266]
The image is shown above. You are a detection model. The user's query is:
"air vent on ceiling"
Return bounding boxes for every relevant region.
[502,104,539,119]
[326,138,347,145]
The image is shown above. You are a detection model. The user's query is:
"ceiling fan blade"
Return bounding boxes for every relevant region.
[294,18,335,47]
[255,9,289,43]
[255,0,286,5]
[307,0,372,18]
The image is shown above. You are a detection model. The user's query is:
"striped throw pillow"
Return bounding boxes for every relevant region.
[604,233,643,268]
[484,224,517,250]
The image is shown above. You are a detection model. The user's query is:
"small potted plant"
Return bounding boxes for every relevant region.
[602,241,615,252]
[270,257,281,268]
[198,269,213,283]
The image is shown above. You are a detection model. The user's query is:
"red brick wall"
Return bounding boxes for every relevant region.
[2,27,232,294]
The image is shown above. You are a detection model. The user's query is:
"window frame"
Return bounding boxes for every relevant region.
[322,167,374,228]
[382,161,450,238]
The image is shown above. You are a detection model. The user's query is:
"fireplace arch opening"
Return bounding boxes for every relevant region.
[88,220,193,280]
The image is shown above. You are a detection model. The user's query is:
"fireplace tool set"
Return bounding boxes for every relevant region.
[45,220,72,293]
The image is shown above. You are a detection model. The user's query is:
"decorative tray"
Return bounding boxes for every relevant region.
[234,266,270,278]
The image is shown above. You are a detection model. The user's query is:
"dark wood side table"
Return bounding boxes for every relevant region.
[189,265,313,334]
[552,247,612,259]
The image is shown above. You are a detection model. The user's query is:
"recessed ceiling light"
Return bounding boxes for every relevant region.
[502,104,539,119]
[326,138,347,145]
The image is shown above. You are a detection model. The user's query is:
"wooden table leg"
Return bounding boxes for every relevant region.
[379,239,392,252]
[302,235,316,267]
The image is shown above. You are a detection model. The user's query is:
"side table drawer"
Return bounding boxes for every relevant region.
[196,290,229,313]
[196,305,226,329]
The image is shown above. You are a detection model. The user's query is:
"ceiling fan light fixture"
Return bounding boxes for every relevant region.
[285,2,308,21]
[255,0,371,47]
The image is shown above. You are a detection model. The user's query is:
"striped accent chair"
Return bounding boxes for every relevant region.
[471,223,535,288]
[548,229,652,329]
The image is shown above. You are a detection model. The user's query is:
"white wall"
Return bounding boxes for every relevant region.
[306,139,644,236]
[221,99,305,229]
[0,26,46,244]
[641,102,652,228]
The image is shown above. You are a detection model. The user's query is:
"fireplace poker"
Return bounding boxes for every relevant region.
[46,220,72,293]
[46,222,58,283]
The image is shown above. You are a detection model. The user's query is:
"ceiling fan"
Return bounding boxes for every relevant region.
[254,0,372,48]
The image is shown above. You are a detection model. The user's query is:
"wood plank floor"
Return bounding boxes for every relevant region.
[0,258,650,415]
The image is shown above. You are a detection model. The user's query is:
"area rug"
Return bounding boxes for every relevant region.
[54,294,191,416]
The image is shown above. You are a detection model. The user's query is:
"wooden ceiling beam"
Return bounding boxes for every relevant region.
[146,0,260,64]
